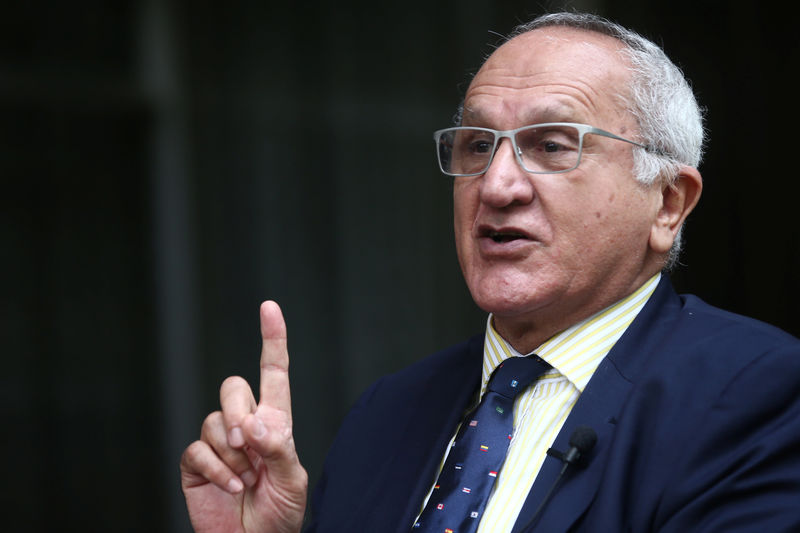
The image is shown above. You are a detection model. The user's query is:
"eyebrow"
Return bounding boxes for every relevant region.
[461,103,583,127]
[459,106,485,125]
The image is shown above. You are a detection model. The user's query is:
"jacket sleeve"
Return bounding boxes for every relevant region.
[654,344,800,532]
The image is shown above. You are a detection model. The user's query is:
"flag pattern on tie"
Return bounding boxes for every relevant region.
[413,355,551,533]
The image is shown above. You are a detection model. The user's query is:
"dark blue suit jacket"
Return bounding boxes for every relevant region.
[306,278,800,532]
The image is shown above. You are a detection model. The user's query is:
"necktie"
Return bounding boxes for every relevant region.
[413,355,551,532]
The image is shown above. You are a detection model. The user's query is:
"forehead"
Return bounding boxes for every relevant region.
[463,27,633,127]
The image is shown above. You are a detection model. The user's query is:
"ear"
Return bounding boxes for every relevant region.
[649,165,703,254]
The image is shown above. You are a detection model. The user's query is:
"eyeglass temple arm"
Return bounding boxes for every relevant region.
[587,127,670,157]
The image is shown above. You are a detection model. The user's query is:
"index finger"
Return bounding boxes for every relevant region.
[259,300,292,414]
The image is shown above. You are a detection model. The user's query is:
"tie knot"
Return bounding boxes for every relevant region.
[487,355,550,399]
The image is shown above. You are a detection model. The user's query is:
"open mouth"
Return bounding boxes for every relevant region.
[488,231,526,243]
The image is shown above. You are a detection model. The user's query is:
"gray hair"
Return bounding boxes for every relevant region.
[464,12,706,269]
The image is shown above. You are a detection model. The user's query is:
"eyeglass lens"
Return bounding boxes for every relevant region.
[437,125,583,175]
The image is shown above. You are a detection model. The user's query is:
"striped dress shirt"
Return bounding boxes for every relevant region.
[418,274,661,531]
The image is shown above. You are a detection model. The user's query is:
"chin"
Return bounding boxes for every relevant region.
[464,261,570,317]
[469,281,543,317]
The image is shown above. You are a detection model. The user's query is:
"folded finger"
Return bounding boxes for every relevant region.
[219,375,257,448]
[180,440,244,494]
[240,409,306,490]
[201,411,259,487]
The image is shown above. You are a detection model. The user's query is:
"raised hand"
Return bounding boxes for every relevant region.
[180,301,308,533]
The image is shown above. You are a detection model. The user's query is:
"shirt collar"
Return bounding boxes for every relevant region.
[481,273,661,395]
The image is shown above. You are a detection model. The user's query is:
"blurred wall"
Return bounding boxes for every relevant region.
[3,1,798,531]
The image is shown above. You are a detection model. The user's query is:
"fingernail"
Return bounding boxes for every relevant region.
[241,470,257,487]
[227,477,244,493]
[229,427,244,447]
[252,418,266,438]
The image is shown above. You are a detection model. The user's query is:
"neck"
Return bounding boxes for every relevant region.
[492,272,661,354]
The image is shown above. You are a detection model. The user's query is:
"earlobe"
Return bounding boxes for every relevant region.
[649,166,703,254]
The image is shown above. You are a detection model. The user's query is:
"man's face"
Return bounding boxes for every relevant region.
[454,27,665,347]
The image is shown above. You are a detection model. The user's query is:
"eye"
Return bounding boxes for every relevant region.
[537,131,577,153]
[469,140,494,154]
[515,125,582,172]
[542,140,563,153]
[517,126,580,155]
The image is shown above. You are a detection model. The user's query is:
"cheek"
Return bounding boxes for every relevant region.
[453,183,478,233]
[546,185,624,251]
[452,186,474,271]
[578,187,656,254]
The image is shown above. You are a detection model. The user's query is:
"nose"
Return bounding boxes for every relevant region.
[479,137,535,208]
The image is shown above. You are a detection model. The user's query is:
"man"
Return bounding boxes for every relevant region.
[180,12,800,532]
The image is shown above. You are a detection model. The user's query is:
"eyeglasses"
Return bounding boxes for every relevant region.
[433,122,657,177]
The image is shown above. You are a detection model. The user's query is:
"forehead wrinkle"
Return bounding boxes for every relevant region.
[463,32,633,129]
[464,78,610,126]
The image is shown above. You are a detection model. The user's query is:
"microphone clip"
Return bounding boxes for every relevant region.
[546,446,589,469]
[546,425,598,470]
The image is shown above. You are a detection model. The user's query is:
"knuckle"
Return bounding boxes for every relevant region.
[202,410,223,429]
[219,376,256,416]
[200,411,225,442]
[221,375,248,391]
[262,428,296,457]
[185,440,204,455]
[296,467,309,490]
[181,440,206,469]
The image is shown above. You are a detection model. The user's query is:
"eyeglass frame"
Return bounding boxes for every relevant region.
[432,122,665,177]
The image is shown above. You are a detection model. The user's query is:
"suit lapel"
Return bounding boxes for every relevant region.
[511,360,632,532]
[512,278,682,532]
[396,335,485,528]
[342,334,485,531]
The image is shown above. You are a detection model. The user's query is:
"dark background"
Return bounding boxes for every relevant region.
[3,1,798,531]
